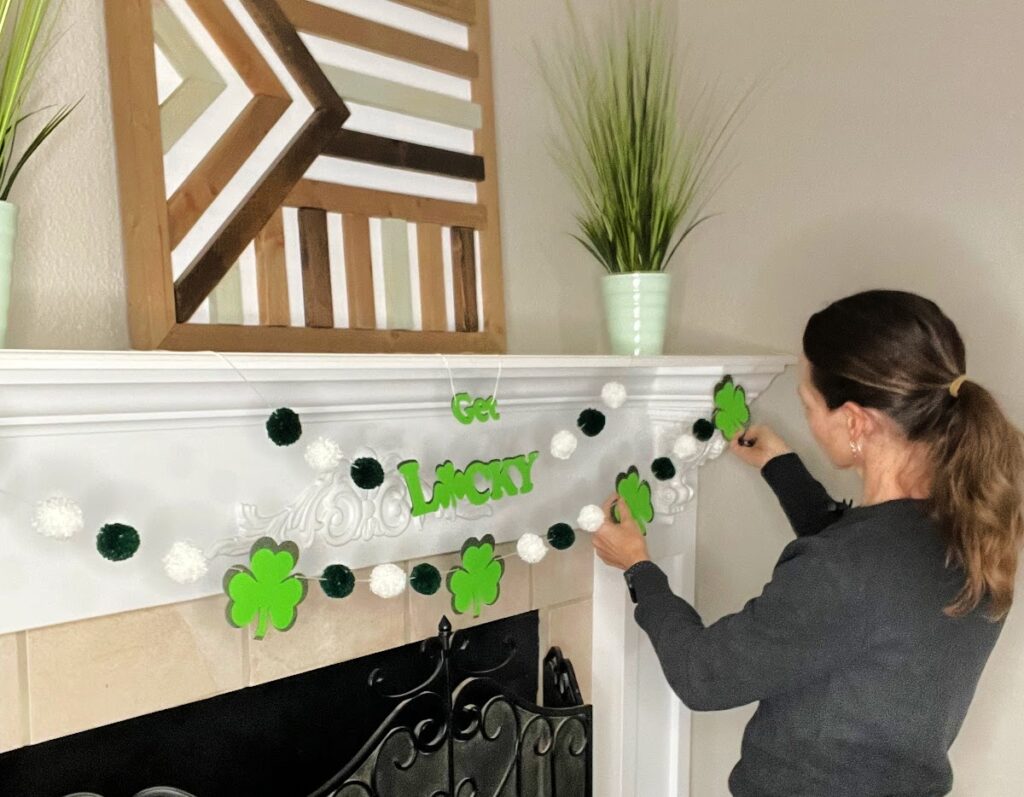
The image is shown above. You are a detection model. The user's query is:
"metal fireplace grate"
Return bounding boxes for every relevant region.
[0,610,591,797]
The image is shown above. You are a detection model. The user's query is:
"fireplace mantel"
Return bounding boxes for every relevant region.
[0,349,793,797]
[0,350,793,433]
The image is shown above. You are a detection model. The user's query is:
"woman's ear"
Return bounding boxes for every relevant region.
[842,401,874,443]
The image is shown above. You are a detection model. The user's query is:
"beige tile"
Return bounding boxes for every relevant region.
[249,565,407,685]
[27,596,245,743]
[531,532,594,608]
[0,633,25,752]
[546,599,593,702]
[409,542,531,641]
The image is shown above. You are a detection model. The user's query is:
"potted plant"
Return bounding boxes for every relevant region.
[0,0,76,346]
[539,1,743,355]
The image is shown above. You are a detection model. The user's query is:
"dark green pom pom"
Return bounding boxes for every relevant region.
[410,563,442,595]
[693,418,715,442]
[96,523,140,562]
[321,564,355,599]
[351,457,385,490]
[547,522,576,551]
[266,407,302,446]
[577,408,606,437]
[652,457,676,481]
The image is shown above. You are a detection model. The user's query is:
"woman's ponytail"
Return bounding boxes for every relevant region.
[804,290,1024,620]
[929,380,1024,619]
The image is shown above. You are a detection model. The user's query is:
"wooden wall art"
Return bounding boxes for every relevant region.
[105,0,506,353]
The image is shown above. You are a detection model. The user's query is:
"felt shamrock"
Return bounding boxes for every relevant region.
[446,534,504,618]
[611,466,655,536]
[712,375,751,440]
[224,537,307,640]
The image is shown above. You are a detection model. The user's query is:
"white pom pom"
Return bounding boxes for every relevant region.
[304,436,343,472]
[672,432,702,462]
[516,532,548,564]
[578,504,605,533]
[370,563,407,598]
[32,495,84,540]
[707,430,728,458]
[163,541,209,584]
[550,430,578,460]
[601,381,627,409]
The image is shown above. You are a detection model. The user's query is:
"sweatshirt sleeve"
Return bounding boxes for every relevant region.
[624,536,867,711]
[761,452,850,537]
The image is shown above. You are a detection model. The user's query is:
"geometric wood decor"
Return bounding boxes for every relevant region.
[105,0,506,353]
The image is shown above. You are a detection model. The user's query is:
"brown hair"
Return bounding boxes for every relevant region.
[803,290,1024,620]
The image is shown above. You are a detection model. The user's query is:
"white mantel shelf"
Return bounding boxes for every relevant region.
[0,350,794,433]
[0,349,794,797]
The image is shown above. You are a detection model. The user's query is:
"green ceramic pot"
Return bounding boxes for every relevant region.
[601,271,671,355]
[0,200,16,347]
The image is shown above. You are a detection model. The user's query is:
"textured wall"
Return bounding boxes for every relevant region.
[5,0,129,349]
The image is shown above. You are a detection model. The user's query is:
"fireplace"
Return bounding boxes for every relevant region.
[0,351,790,796]
[0,611,591,796]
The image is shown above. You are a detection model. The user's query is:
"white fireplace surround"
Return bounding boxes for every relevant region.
[0,350,792,797]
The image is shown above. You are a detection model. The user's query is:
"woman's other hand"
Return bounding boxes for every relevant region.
[731,424,793,469]
[593,494,650,571]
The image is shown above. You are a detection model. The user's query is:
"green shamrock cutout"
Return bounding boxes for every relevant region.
[446,534,504,617]
[224,537,307,640]
[713,375,750,440]
[611,466,655,536]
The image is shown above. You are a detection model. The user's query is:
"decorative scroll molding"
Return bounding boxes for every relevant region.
[214,447,492,558]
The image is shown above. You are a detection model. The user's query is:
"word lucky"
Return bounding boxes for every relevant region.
[398,450,540,517]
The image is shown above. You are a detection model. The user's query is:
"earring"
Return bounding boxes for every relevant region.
[849,439,861,457]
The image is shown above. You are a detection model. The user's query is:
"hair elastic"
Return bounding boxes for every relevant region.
[949,375,968,398]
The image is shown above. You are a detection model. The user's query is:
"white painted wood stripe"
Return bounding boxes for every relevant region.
[238,243,260,325]
[319,63,481,129]
[369,218,388,329]
[343,103,476,154]
[327,213,350,329]
[282,208,307,327]
[305,157,478,204]
[441,225,455,332]
[407,223,423,331]
[302,34,471,100]
[154,44,182,105]
[312,0,469,49]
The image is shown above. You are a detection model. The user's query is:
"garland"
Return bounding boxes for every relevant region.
[23,360,749,640]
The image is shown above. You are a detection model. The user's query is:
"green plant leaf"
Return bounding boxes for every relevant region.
[224,537,307,640]
[447,535,504,618]
[612,466,655,535]
[536,1,751,274]
[713,376,751,440]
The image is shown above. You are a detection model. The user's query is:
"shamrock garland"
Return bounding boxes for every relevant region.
[224,538,307,640]
[447,535,504,618]
[610,467,655,536]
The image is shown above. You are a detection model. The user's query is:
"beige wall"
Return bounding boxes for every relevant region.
[6,1,1024,795]
[670,3,1024,796]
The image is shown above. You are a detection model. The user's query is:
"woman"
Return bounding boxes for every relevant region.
[593,290,1024,796]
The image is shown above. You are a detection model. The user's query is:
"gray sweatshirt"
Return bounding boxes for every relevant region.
[624,452,1003,796]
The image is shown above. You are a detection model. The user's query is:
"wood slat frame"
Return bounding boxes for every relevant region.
[106,0,506,354]
[278,0,478,78]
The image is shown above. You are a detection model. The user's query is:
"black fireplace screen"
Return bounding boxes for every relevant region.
[311,616,592,797]
[0,610,592,797]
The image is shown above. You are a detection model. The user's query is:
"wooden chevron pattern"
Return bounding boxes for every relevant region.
[106,0,505,353]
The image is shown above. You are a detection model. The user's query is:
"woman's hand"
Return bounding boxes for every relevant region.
[592,494,651,571]
[730,423,793,469]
